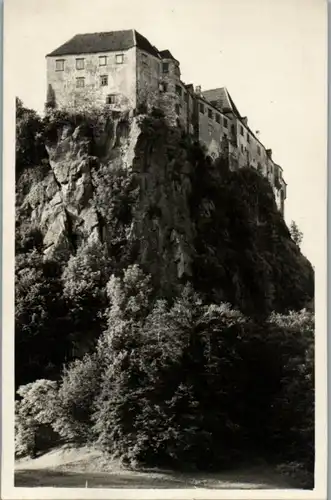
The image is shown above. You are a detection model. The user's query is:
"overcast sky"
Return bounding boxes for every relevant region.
[4,0,327,266]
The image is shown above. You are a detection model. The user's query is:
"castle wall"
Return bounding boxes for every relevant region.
[46,33,286,216]
[136,48,161,109]
[154,58,182,127]
[196,98,231,159]
[46,47,137,111]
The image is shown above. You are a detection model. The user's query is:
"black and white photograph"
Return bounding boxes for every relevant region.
[1,0,327,497]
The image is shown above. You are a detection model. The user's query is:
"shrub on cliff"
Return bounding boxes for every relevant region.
[190,163,314,316]
[91,162,139,265]
[16,98,47,173]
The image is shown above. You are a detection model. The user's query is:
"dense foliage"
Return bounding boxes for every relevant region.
[15,266,314,487]
[15,102,315,488]
[16,98,47,174]
[15,250,72,388]
[189,154,314,316]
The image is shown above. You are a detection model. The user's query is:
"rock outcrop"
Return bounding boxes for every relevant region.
[16,110,314,314]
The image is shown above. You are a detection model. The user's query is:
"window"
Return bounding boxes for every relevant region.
[175,85,182,96]
[159,82,168,92]
[240,125,244,136]
[55,59,64,71]
[175,103,180,115]
[162,62,169,73]
[116,54,124,64]
[142,53,148,64]
[106,94,116,104]
[223,117,228,128]
[216,114,221,124]
[247,133,250,143]
[76,58,84,70]
[76,77,85,88]
[199,103,204,114]
[257,145,261,155]
[99,56,107,66]
[241,144,244,153]
[208,109,213,119]
[100,75,108,86]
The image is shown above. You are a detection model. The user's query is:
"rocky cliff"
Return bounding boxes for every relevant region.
[16,106,314,317]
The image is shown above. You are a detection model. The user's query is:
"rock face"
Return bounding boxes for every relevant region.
[16,111,314,314]
[16,114,197,295]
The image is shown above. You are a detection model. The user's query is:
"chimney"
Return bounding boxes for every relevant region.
[266,149,272,159]
[195,85,202,95]
[242,117,248,126]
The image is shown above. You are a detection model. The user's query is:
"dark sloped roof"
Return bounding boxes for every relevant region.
[47,29,160,58]
[202,87,241,117]
[202,87,268,149]
[135,31,160,58]
[159,49,176,60]
[226,89,242,118]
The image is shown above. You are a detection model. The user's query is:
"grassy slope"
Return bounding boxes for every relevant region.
[15,446,295,489]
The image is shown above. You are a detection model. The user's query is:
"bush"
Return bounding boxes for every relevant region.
[51,353,102,444]
[16,98,47,173]
[15,380,60,457]
[267,310,314,481]
[15,251,73,388]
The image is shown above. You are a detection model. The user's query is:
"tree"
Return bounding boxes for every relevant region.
[92,265,154,461]
[267,310,315,483]
[16,98,47,173]
[15,379,59,457]
[51,353,102,444]
[289,220,303,248]
[61,241,114,356]
[15,251,73,388]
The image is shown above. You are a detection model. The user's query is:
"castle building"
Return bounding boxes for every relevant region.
[46,29,287,215]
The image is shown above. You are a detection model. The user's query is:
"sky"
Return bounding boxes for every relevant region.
[4,0,327,266]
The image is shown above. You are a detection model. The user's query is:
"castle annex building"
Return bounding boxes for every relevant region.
[47,29,287,215]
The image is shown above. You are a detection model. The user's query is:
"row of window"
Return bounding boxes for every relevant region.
[239,142,263,157]
[199,102,228,128]
[239,124,262,155]
[55,54,124,72]
[75,75,110,88]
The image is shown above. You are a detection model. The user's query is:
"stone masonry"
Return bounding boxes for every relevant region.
[46,29,287,215]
